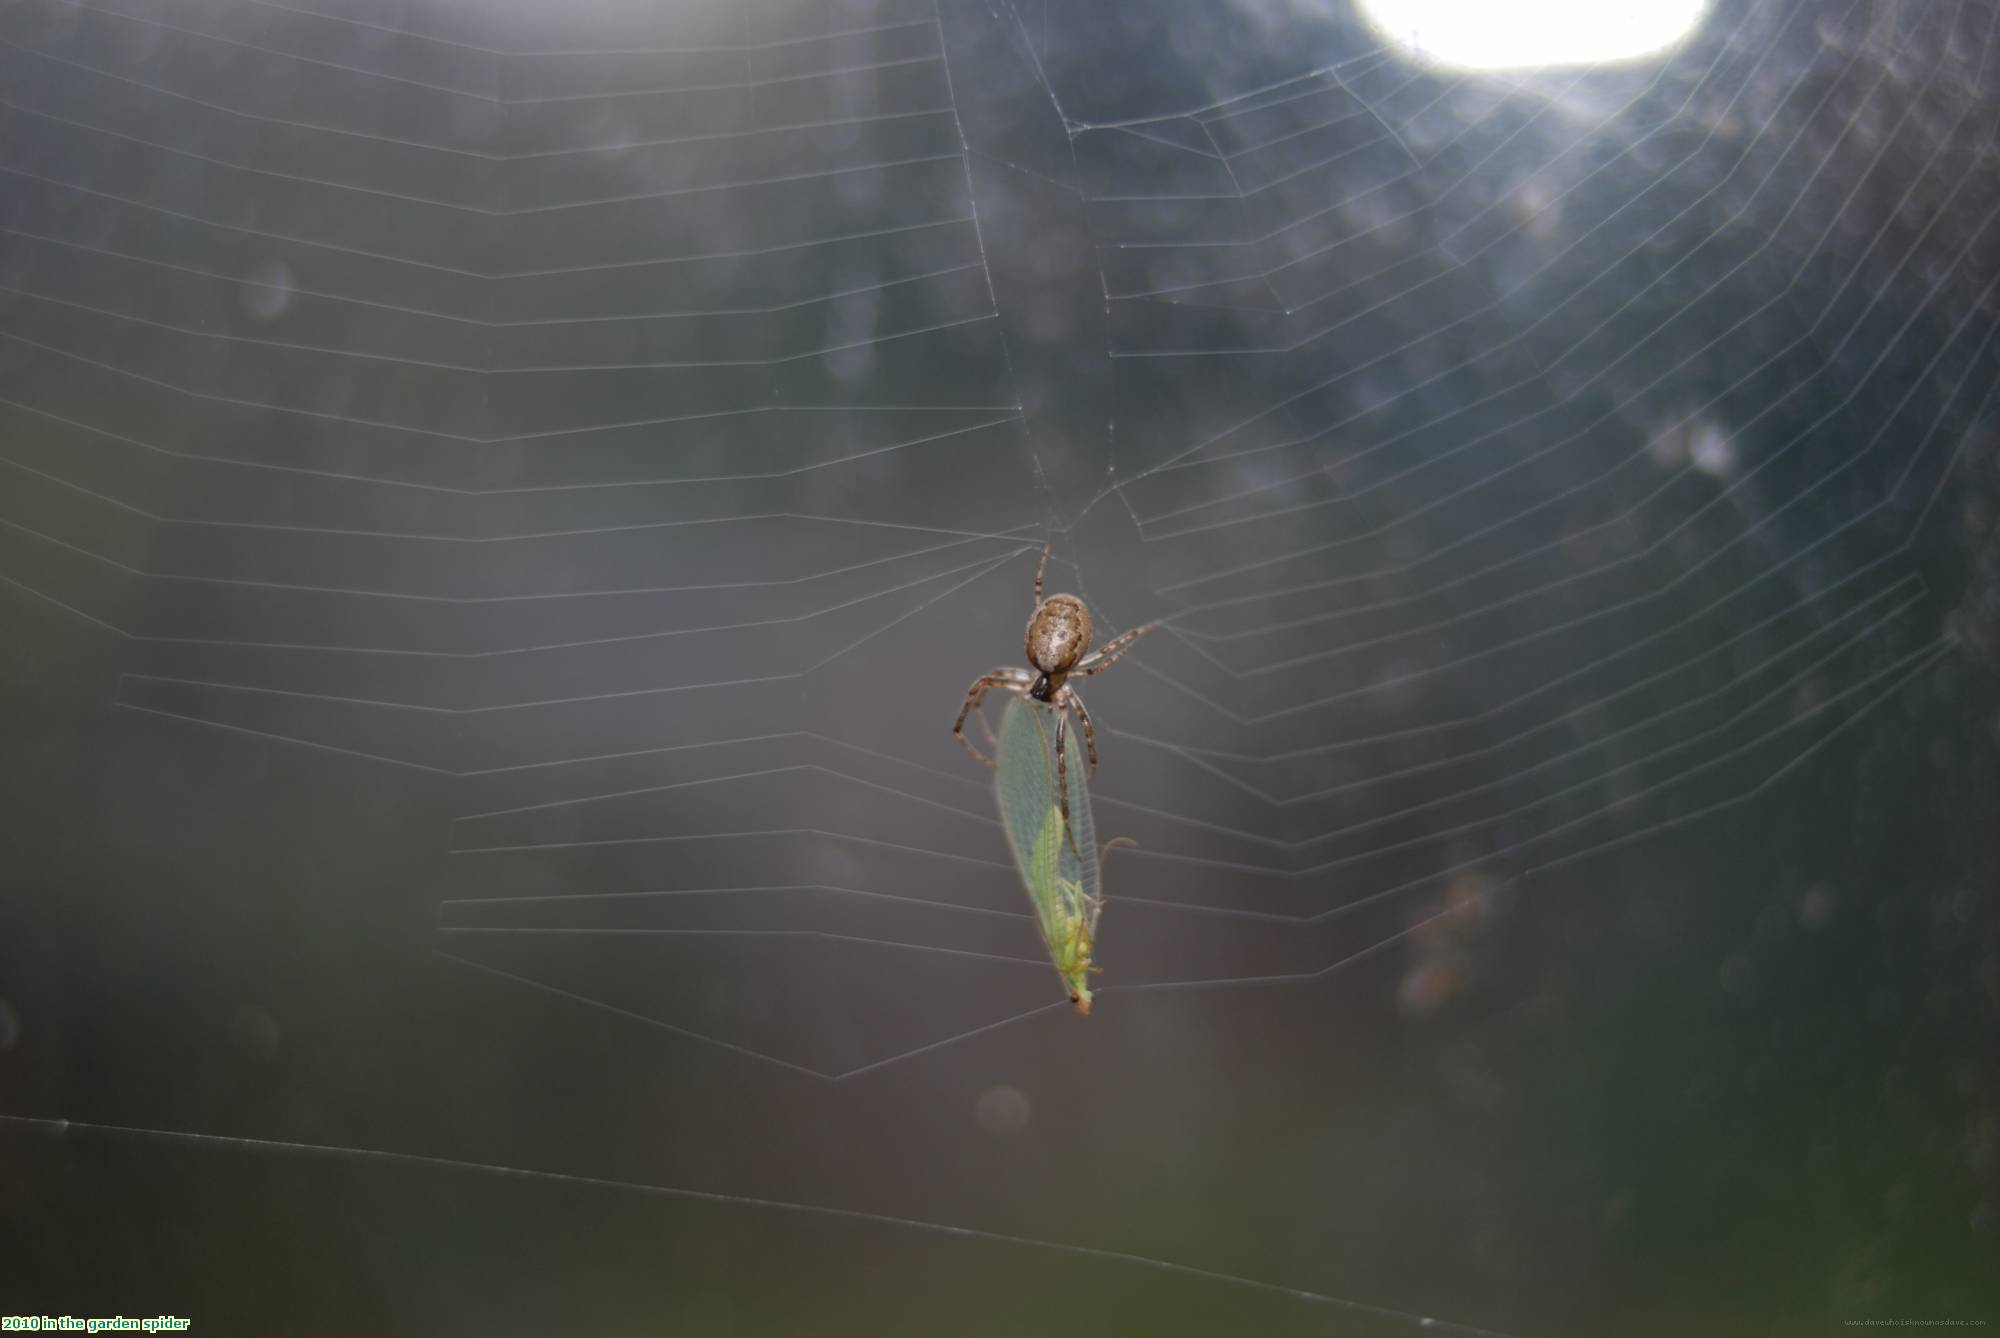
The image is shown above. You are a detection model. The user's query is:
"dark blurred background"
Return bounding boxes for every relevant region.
[1,0,1995,1333]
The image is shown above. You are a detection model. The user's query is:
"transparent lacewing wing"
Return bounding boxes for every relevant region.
[994,696,1103,1014]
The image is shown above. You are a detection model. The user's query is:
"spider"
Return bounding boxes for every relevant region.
[952,543,1155,832]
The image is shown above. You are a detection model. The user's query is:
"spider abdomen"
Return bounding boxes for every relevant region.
[1026,594,1092,679]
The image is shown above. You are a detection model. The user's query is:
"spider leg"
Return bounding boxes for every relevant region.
[1067,688,1099,775]
[1073,621,1157,677]
[1051,707,1083,860]
[1052,707,1069,826]
[1033,540,1051,606]
[953,670,1028,766]
[975,669,1033,748]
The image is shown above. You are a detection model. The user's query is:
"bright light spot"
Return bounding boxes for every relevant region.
[1690,421,1735,478]
[241,260,293,321]
[1357,0,1710,71]
[1649,415,1734,476]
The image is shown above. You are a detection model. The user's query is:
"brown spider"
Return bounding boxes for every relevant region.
[952,544,1155,831]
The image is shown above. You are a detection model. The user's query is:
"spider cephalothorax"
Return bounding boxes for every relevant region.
[953,545,1154,830]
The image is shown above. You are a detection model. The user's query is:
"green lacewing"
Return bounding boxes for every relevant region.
[993,696,1105,1013]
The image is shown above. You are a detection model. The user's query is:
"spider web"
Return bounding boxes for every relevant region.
[2,0,1996,1332]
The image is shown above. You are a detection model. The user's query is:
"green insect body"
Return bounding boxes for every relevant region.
[996,698,1107,1013]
